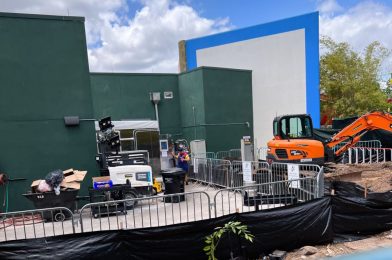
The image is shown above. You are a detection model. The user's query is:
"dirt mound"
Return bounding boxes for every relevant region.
[325,162,392,193]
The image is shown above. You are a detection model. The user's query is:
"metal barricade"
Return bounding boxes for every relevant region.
[348,147,392,164]
[270,163,323,200]
[191,152,216,160]
[216,149,241,160]
[210,159,232,187]
[0,207,75,242]
[230,161,270,188]
[79,191,211,233]
[229,149,241,159]
[332,140,382,152]
[334,140,382,163]
[190,158,232,187]
[189,157,210,184]
[257,147,269,161]
[214,177,318,217]
[216,151,230,160]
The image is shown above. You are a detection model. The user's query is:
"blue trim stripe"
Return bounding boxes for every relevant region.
[185,12,320,127]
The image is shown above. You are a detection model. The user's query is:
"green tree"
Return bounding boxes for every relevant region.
[386,73,392,99]
[320,36,390,118]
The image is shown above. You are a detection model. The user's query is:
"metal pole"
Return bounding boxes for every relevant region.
[192,106,196,139]
[154,103,160,131]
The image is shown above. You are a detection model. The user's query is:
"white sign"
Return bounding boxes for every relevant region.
[242,161,252,182]
[287,164,300,188]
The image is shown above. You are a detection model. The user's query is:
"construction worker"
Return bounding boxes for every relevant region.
[173,144,190,184]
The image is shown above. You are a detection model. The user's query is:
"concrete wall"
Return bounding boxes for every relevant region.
[0,13,98,211]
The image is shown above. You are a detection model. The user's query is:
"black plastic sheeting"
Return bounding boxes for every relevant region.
[0,198,332,260]
[328,181,392,242]
[1,185,392,259]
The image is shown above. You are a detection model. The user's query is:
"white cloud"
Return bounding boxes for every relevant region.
[317,0,343,15]
[319,1,392,79]
[0,0,231,72]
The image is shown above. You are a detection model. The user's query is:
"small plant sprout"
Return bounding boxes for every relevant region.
[203,221,254,260]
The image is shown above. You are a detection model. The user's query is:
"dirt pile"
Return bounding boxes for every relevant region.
[325,162,392,193]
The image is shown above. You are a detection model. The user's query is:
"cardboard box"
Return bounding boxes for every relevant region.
[60,181,81,190]
[74,171,87,182]
[64,174,78,183]
[31,179,42,188]
[63,168,74,177]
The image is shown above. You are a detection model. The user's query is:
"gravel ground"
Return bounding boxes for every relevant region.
[286,231,392,259]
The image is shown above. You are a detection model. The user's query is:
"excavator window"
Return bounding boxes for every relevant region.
[277,115,313,139]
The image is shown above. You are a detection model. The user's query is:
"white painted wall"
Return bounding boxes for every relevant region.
[196,29,306,148]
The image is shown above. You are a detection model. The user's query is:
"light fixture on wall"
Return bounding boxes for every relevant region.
[63,116,96,127]
[64,116,80,126]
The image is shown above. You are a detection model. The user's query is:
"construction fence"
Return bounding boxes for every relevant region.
[345,147,392,164]
[193,140,384,163]
[0,160,323,242]
[190,159,323,194]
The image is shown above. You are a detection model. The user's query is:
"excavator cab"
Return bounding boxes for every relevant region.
[273,114,314,140]
[267,114,326,165]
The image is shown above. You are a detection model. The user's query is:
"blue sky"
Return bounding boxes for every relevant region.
[1,0,392,75]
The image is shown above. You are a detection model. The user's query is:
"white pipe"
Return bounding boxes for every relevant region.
[154,103,160,131]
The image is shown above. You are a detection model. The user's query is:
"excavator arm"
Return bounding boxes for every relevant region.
[325,111,392,156]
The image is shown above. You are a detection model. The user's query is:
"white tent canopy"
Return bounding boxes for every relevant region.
[95,120,159,131]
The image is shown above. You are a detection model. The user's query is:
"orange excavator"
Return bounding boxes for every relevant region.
[267,111,392,165]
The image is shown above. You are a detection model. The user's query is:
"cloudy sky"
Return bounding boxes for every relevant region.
[1,0,392,77]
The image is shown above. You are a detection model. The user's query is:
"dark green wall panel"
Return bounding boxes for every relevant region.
[202,68,253,152]
[90,73,181,135]
[176,67,253,152]
[0,14,97,211]
[178,69,206,143]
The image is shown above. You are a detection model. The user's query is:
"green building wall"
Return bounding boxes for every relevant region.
[91,67,253,153]
[0,12,254,212]
[178,68,207,142]
[90,73,181,135]
[0,13,98,211]
[178,67,253,152]
[203,68,253,152]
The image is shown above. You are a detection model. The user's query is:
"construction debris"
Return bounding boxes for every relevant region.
[325,162,392,193]
[31,168,87,193]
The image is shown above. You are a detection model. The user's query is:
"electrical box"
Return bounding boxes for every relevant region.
[150,92,161,104]
[160,139,171,170]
